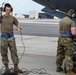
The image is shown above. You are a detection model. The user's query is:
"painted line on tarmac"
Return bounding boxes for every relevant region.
[7,52,56,58]
[18,53,56,58]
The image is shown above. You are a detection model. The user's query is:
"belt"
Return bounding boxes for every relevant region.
[59,35,72,38]
[59,32,73,36]
[1,34,14,38]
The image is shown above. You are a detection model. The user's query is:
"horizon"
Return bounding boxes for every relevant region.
[0,0,44,14]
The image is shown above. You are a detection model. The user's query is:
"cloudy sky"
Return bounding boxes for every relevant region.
[0,0,44,14]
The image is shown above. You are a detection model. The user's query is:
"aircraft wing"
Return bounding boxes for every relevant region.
[42,7,67,18]
[33,0,76,22]
[33,0,76,13]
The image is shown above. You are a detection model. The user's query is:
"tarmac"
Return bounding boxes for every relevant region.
[16,19,59,57]
[15,35,58,57]
[0,19,67,75]
[6,34,65,75]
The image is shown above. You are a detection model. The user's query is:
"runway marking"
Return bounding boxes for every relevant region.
[18,53,56,58]
[7,53,56,58]
[20,23,59,26]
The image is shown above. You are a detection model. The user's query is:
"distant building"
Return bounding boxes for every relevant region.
[15,14,25,18]
[29,10,54,19]
[23,14,29,18]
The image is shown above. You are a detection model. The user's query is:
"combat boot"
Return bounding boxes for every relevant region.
[14,64,22,73]
[56,67,63,72]
[66,71,76,75]
[4,64,10,73]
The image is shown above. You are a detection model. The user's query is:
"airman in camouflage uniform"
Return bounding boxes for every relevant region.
[0,3,22,73]
[56,9,76,75]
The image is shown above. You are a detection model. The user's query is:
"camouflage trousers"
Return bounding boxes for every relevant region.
[56,37,74,71]
[0,37,19,65]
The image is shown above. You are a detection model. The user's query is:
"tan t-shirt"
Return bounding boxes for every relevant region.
[59,16,76,35]
[0,15,18,34]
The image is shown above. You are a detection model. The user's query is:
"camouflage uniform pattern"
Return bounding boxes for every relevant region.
[0,15,19,65]
[56,37,74,71]
[56,16,76,71]
[1,37,19,65]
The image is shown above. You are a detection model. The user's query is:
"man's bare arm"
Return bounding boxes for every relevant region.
[71,27,76,35]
